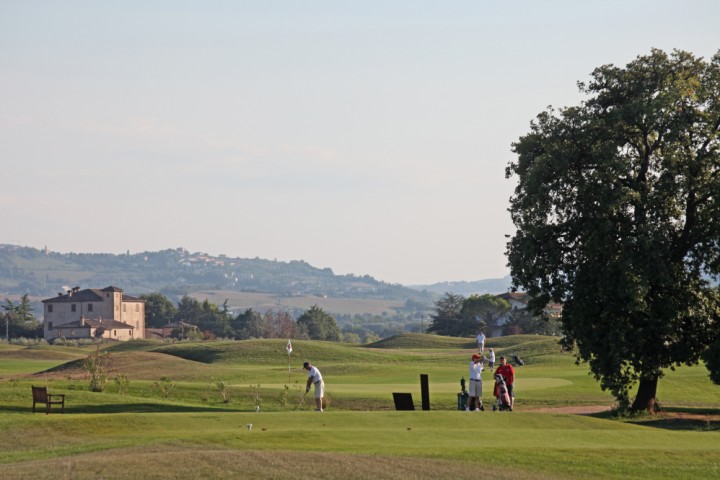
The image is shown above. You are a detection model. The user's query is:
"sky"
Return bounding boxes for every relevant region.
[1,1,719,286]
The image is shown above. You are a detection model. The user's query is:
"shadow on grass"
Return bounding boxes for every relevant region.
[0,403,249,414]
[636,417,720,431]
[589,406,720,432]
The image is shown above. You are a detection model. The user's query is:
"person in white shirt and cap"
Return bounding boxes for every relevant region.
[304,361,325,412]
[466,354,485,411]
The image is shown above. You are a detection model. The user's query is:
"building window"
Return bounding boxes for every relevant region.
[123,304,126,312]
[48,305,53,313]
[71,304,76,312]
[71,330,76,336]
[136,304,139,312]
[87,303,93,312]
[47,322,53,330]
[113,330,117,336]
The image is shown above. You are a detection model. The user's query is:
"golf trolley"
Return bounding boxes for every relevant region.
[492,374,512,411]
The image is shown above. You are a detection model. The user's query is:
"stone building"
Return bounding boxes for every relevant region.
[41,286,145,342]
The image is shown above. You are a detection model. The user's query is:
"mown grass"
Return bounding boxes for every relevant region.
[1,411,718,479]
[0,334,719,479]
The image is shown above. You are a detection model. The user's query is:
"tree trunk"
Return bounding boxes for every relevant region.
[630,377,659,413]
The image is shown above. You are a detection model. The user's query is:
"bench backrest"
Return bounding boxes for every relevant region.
[32,386,48,402]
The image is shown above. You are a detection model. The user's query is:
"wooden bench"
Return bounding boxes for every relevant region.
[32,386,65,414]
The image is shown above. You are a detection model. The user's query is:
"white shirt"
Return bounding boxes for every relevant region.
[489,351,496,362]
[308,366,323,383]
[476,333,486,345]
[469,361,484,381]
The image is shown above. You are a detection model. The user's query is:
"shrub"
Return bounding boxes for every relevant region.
[216,380,231,403]
[154,376,175,398]
[114,374,130,395]
[83,346,111,392]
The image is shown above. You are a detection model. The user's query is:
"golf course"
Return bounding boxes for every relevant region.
[1,334,718,479]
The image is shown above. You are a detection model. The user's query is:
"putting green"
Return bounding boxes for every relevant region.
[516,377,573,390]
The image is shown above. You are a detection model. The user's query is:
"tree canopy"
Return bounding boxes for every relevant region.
[2,295,42,339]
[461,294,510,334]
[507,49,720,411]
[296,305,340,341]
[140,293,178,328]
[427,293,465,336]
[427,293,509,337]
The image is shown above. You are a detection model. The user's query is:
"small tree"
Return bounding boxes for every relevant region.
[114,374,130,395]
[296,305,340,341]
[83,346,111,392]
[250,384,262,411]
[461,294,510,337]
[216,380,231,403]
[427,293,465,336]
[154,376,176,398]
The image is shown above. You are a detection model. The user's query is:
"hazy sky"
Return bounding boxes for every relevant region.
[2,1,719,285]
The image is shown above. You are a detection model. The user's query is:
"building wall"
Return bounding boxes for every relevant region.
[103,326,134,341]
[95,291,117,319]
[121,300,145,339]
[53,326,92,340]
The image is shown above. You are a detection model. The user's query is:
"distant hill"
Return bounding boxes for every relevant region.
[409,276,512,296]
[0,244,435,304]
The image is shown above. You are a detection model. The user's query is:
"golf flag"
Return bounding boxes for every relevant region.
[286,340,292,355]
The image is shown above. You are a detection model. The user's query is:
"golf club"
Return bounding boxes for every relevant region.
[295,391,308,410]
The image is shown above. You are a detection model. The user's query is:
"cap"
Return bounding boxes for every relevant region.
[472,354,480,360]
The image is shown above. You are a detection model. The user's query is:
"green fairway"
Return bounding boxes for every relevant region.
[0,335,719,479]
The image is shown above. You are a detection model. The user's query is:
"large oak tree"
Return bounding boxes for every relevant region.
[507,49,720,411]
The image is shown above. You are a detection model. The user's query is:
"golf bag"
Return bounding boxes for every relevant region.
[492,374,512,411]
[512,354,525,366]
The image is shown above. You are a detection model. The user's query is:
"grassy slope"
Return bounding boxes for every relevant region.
[0,335,719,479]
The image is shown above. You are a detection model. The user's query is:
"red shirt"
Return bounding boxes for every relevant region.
[495,363,515,385]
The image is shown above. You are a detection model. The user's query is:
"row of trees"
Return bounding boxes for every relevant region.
[426,293,561,337]
[140,293,342,341]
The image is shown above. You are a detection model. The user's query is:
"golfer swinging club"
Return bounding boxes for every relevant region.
[303,361,324,412]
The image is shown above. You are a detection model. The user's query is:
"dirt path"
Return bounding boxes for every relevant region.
[524,405,611,415]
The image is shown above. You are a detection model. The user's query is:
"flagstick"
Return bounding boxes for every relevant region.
[286,339,293,385]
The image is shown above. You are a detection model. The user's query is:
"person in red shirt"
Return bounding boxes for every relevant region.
[494,356,516,409]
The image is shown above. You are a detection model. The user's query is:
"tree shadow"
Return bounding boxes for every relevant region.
[606,407,720,432]
[1,403,250,414]
[635,417,720,431]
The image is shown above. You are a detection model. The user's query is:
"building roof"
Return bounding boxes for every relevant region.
[495,291,530,303]
[43,286,144,303]
[101,286,124,292]
[57,318,134,330]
